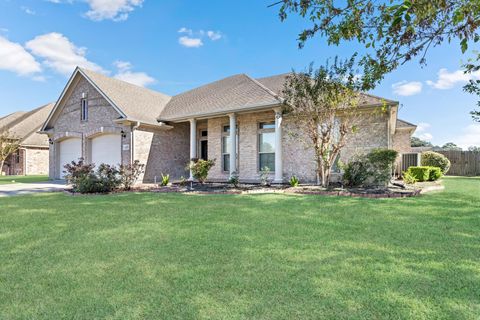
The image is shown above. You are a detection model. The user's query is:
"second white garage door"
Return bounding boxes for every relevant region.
[91,134,122,167]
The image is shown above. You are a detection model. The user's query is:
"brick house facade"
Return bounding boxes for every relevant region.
[40,67,416,183]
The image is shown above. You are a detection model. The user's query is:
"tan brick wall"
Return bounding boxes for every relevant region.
[392,129,413,154]
[48,76,132,179]
[25,148,49,175]
[135,123,190,183]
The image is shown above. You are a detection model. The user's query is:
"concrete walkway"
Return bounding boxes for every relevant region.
[0,181,67,197]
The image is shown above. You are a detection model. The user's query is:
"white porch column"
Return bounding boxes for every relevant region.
[274,108,283,183]
[189,118,197,180]
[228,113,237,177]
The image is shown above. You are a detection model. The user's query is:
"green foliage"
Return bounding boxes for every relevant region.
[179,176,187,187]
[118,160,145,191]
[402,170,418,185]
[421,151,451,174]
[428,167,443,181]
[188,159,215,184]
[366,149,398,186]
[228,173,240,188]
[259,166,271,186]
[160,173,170,186]
[343,158,369,187]
[277,0,480,117]
[407,166,431,182]
[0,130,21,173]
[289,175,300,187]
[343,149,398,187]
[64,159,122,193]
[411,136,433,147]
[441,142,462,151]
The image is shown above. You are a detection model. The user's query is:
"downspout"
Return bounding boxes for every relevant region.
[387,105,392,149]
[130,121,141,164]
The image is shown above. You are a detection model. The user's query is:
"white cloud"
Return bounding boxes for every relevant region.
[21,6,36,15]
[84,0,144,21]
[178,36,203,48]
[453,124,480,149]
[392,81,422,96]
[25,32,105,76]
[113,60,155,87]
[47,0,143,21]
[206,30,222,41]
[414,122,433,141]
[0,36,41,76]
[426,68,480,90]
[177,27,222,48]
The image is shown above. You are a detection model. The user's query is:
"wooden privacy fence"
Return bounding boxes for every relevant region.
[437,151,480,176]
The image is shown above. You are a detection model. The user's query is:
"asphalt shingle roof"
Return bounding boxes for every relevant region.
[396,119,417,129]
[80,68,171,125]
[159,74,282,121]
[0,112,27,131]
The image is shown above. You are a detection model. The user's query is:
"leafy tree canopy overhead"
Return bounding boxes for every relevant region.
[275,0,480,119]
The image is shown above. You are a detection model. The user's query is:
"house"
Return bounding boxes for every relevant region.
[1,103,54,176]
[40,67,416,183]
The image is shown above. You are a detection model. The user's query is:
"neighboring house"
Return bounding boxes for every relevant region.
[40,67,416,183]
[1,103,54,176]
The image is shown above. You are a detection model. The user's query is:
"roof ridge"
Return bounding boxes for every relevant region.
[78,67,171,99]
[243,74,283,103]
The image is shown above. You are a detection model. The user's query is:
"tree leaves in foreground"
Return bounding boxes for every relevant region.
[0,131,20,174]
[276,0,480,120]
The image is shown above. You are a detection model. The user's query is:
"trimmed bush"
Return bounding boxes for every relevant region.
[367,149,398,186]
[428,167,442,181]
[188,159,215,184]
[407,166,431,182]
[343,158,369,187]
[421,151,451,174]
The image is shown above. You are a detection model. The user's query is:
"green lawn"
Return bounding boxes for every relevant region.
[0,175,49,185]
[0,177,479,319]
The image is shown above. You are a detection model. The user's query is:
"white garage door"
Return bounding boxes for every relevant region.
[91,134,122,167]
[59,138,82,179]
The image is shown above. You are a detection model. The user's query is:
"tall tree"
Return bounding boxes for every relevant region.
[275,0,480,119]
[0,131,20,175]
[441,142,463,151]
[282,57,363,186]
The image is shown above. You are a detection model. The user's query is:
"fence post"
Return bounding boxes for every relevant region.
[417,153,422,166]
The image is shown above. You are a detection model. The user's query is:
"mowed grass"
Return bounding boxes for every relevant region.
[0,177,479,319]
[0,175,49,185]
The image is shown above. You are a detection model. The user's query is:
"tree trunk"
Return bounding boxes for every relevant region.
[0,159,5,175]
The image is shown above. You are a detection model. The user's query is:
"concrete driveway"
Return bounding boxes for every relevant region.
[0,181,67,197]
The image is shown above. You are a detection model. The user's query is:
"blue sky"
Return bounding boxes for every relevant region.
[0,0,479,148]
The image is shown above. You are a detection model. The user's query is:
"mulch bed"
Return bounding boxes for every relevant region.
[62,180,444,198]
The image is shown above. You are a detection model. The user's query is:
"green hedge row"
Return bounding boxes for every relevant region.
[406,166,442,182]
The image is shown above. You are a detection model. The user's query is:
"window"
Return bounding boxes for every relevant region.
[15,150,20,164]
[81,99,88,121]
[222,125,238,172]
[258,121,275,171]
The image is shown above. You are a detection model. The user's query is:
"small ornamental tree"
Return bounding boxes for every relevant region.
[0,131,20,174]
[188,159,215,184]
[282,57,363,186]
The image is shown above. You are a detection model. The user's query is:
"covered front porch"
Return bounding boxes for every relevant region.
[184,108,285,183]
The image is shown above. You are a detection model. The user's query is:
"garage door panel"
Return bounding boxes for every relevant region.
[59,138,82,179]
[91,134,121,167]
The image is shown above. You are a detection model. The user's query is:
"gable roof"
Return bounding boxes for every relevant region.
[257,73,399,107]
[159,74,282,121]
[1,103,54,147]
[396,118,417,129]
[0,111,27,131]
[42,67,171,130]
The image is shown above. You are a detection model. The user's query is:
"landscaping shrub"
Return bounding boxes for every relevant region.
[407,166,431,182]
[366,149,398,186]
[343,157,369,187]
[64,159,123,194]
[118,160,145,190]
[188,159,215,184]
[228,172,239,188]
[160,173,170,186]
[259,166,272,186]
[402,170,418,185]
[421,151,451,174]
[428,167,443,181]
[289,175,300,187]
